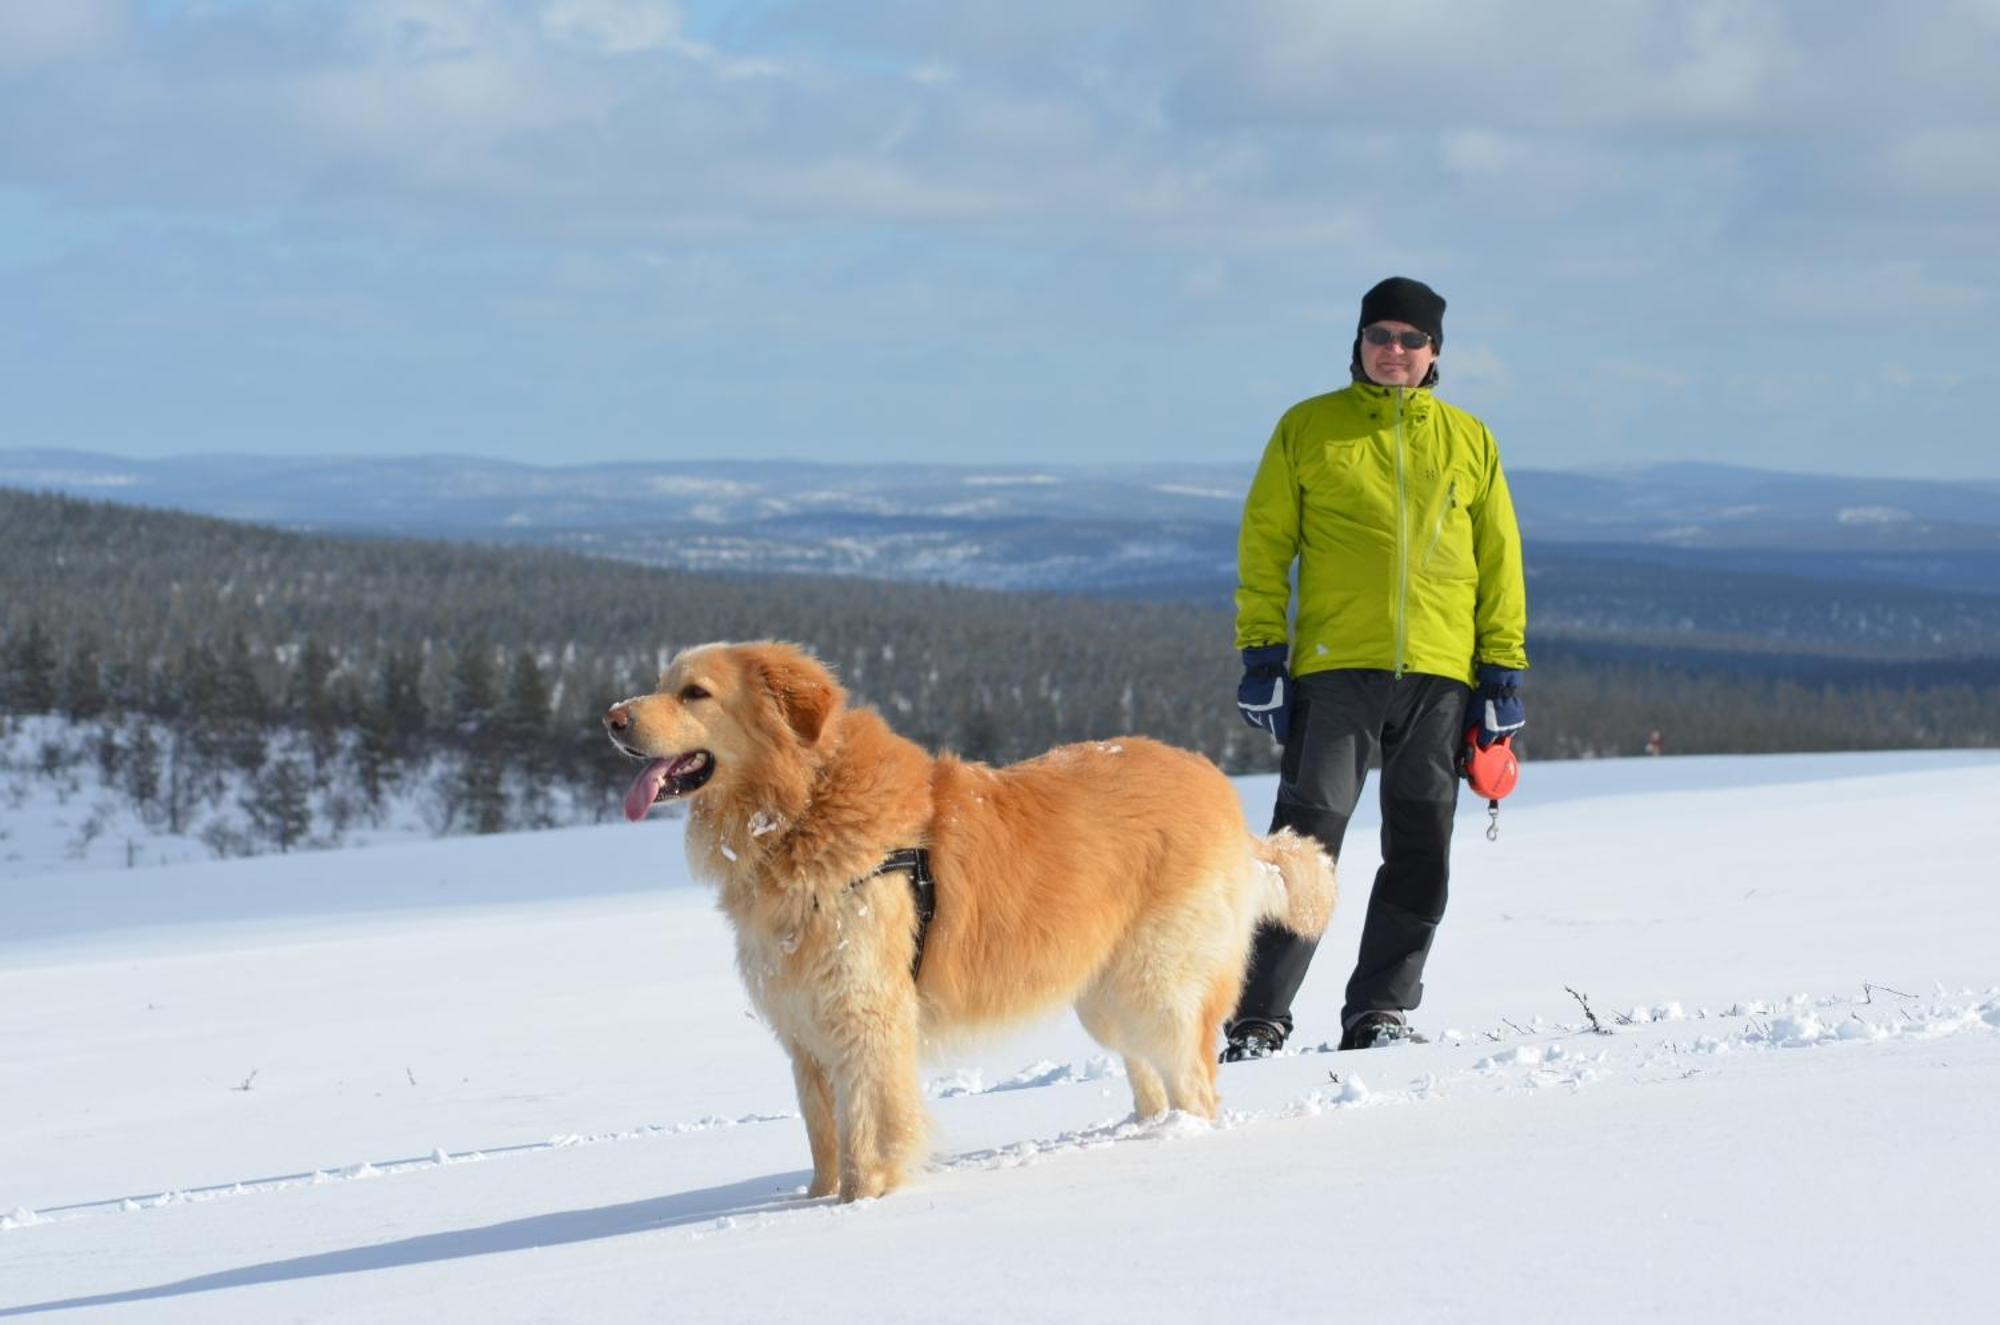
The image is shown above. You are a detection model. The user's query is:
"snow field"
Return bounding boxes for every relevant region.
[3,748,1998,1322]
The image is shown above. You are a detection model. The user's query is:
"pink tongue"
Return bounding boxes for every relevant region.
[624,759,675,823]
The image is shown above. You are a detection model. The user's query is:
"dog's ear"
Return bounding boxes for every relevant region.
[748,644,841,746]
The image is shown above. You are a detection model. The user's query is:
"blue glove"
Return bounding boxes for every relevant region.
[1236,645,1291,745]
[1470,665,1524,748]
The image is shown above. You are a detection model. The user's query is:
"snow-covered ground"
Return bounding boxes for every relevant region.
[3,749,1997,1322]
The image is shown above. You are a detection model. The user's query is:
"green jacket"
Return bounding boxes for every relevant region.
[1235,381,1529,686]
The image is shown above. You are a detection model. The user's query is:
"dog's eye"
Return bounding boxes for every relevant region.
[679,684,710,702]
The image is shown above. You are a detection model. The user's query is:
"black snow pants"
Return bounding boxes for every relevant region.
[1230,668,1469,1036]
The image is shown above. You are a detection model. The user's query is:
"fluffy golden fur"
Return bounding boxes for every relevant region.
[605,641,1335,1201]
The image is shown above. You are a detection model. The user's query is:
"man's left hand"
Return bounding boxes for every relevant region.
[1471,665,1524,747]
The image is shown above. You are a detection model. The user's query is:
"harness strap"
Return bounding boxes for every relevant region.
[863,848,936,980]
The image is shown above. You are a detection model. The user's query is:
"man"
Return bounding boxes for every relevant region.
[1229,276,1528,1058]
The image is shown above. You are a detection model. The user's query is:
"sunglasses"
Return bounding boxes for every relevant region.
[1362,326,1432,351]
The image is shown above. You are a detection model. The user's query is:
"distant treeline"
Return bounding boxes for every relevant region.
[0,490,1255,842]
[1135,545,2000,660]
[3,488,1996,840]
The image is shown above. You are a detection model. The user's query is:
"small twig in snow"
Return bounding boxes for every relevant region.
[1565,986,1611,1035]
[1501,1018,1531,1037]
[406,1067,418,1087]
[1860,982,1917,1005]
[232,1069,259,1092]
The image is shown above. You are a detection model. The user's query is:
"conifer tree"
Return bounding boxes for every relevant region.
[353,697,398,807]
[379,645,429,755]
[285,636,332,711]
[242,757,313,853]
[61,637,108,721]
[497,649,550,766]
[3,618,58,714]
[216,633,269,773]
[287,636,342,774]
[451,752,509,835]
[160,728,201,834]
[174,641,225,764]
[448,639,499,737]
[125,723,162,812]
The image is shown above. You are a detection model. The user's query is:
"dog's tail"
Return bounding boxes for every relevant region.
[1250,828,1337,939]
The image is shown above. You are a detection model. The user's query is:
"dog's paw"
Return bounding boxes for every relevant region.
[838,1169,900,1203]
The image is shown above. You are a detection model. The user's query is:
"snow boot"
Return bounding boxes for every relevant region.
[1220,1018,1287,1063]
[1339,1010,1426,1051]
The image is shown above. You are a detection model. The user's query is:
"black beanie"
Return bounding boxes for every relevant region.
[1357,276,1445,351]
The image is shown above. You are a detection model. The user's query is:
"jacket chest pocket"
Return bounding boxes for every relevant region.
[1301,438,1391,526]
[1420,476,1476,581]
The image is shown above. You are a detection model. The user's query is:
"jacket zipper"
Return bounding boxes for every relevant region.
[1422,479,1459,571]
[1393,388,1408,678]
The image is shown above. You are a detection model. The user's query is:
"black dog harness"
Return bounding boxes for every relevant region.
[859,848,937,979]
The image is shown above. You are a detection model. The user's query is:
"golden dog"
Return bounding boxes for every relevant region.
[605,641,1334,1201]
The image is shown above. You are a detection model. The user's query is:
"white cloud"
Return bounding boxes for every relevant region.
[2,0,1996,428]
[1444,345,1511,394]
[1603,360,1692,393]
[1767,260,1988,327]
[1883,126,2000,200]
[1438,131,1527,181]
[0,0,128,73]
[1879,365,1965,391]
[1180,261,1230,301]
[540,0,685,55]
[345,0,512,62]
[1171,0,1804,134]
[1639,0,1795,123]
[286,52,569,201]
[0,0,1982,273]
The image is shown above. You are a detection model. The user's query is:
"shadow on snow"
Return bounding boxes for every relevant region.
[1,1171,814,1317]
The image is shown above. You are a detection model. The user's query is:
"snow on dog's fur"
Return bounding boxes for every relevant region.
[605,641,1335,1202]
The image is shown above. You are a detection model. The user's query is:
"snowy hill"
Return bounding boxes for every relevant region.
[6,449,2000,598]
[3,750,1998,1322]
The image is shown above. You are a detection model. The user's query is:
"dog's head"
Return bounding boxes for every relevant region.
[604,641,843,823]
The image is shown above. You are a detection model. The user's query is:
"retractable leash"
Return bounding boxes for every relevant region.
[1461,729,1520,841]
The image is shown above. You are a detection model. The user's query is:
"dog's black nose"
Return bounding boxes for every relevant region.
[604,704,631,733]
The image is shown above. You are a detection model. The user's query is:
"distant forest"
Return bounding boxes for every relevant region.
[3,489,1996,852]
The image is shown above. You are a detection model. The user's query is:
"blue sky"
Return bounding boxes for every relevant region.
[3,0,1996,479]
